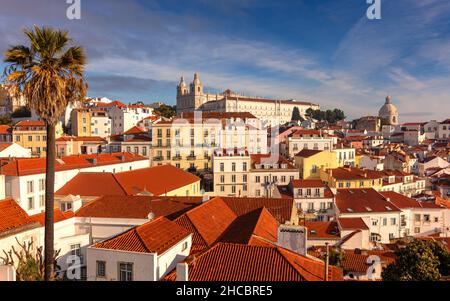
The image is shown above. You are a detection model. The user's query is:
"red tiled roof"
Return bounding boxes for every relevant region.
[113,165,200,196]
[75,195,202,220]
[295,149,323,158]
[176,197,237,247]
[0,199,38,234]
[29,209,74,225]
[55,173,128,197]
[337,217,369,230]
[56,136,107,143]
[220,196,294,224]
[0,152,147,176]
[304,221,340,239]
[326,167,384,180]
[95,100,126,108]
[123,126,147,135]
[380,191,443,209]
[166,243,342,281]
[219,207,278,245]
[342,249,396,273]
[336,189,401,213]
[291,179,326,188]
[93,217,191,254]
[0,143,13,152]
[14,120,45,127]
[0,125,11,135]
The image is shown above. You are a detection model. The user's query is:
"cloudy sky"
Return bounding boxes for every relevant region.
[0,0,449,121]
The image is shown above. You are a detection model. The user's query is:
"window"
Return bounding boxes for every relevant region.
[232,163,236,172]
[96,261,106,277]
[255,176,260,183]
[414,214,421,222]
[28,197,34,210]
[424,215,430,223]
[220,186,225,192]
[39,179,45,191]
[281,176,286,183]
[390,218,396,225]
[27,181,34,194]
[28,136,33,142]
[372,219,378,226]
[16,135,20,142]
[414,227,420,234]
[382,218,387,226]
[220,175,225,183]
[70,244,82,263]
[243,175,247,183]
[134,147,139,154]
[220,163,224,172]
[256,189,261,197]
[118,263,133,281]
[231,175,236,183]
[389,233,395,240]
[231,186,236,194]
[243,162,247,171]
[39,195,45,208]
[142,147,147,156]
[182,241,188,251]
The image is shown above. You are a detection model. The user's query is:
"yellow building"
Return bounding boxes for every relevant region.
[294,149,339,179]
[319,167,384,190]
[71,108,91,137]
[12,120,63,157]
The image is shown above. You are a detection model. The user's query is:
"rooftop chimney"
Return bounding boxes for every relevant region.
[176,262,188,281]
[277,224,307,256]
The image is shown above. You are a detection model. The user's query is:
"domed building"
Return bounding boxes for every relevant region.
[378,96,399,126]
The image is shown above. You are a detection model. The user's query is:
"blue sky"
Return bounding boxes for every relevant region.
[0,0,449,121]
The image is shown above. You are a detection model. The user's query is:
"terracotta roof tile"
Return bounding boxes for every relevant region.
[295,149,323,158]
[336,189,401,213]
[337,217,369,230]
[0,199,38,234]
[113,165,200,196]
[220,196,294,224]
[166,243,342,281]
[75,195,202,220]
[380,191,443,209]
[93,217,191,254]
[123,126,147,135]
[0,125,12,135]
[304,221,340,239]
[0,152,147,176]
[55,172,128,197]
[29,209,74,225]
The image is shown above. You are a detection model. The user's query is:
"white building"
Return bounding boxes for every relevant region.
[86,217,192,281]
[380,191,449,237]
[438,119,450,139]
[335,189,402,244]
[176,74,320,126]
[109,105,154,136]
[284,129,335,158]
[0,143,32,158]
[90,110,111,137]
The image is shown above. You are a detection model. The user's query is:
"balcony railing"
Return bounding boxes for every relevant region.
[187,155,197,161]
[172,156,182,161]
[153,156,163,161]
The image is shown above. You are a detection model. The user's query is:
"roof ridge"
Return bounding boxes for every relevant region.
[111,173,130,196]
[277,247,326,280]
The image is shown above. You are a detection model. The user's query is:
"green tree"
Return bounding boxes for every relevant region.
[3,26,87,280]
[154,104,176,118]
[382,239,443,281]
[291,106,303,122]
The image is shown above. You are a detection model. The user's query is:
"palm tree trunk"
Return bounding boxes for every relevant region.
[44,122,56,281]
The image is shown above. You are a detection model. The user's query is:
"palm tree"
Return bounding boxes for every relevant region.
[3,26,87,280]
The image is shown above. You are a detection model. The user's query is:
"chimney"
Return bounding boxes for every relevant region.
[88,158,97,165]
[202,195,210,203]
[324,243,329,281]
[277,224,307,256]
[176,262,188,281]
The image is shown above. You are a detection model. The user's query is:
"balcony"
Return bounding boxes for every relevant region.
[187,155,197,161]
[172,156,182,161]
[153,156,163,161]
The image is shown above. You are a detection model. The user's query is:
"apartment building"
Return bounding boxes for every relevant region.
[320,167,384,190]
[109,104,154,136]
[151,113,267,171]
[12,120,63,157]
[56,136,108,156]
[294,150,339,179]
[438,119,450,139]
[284,129,335,158]
[71,109,112,138]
